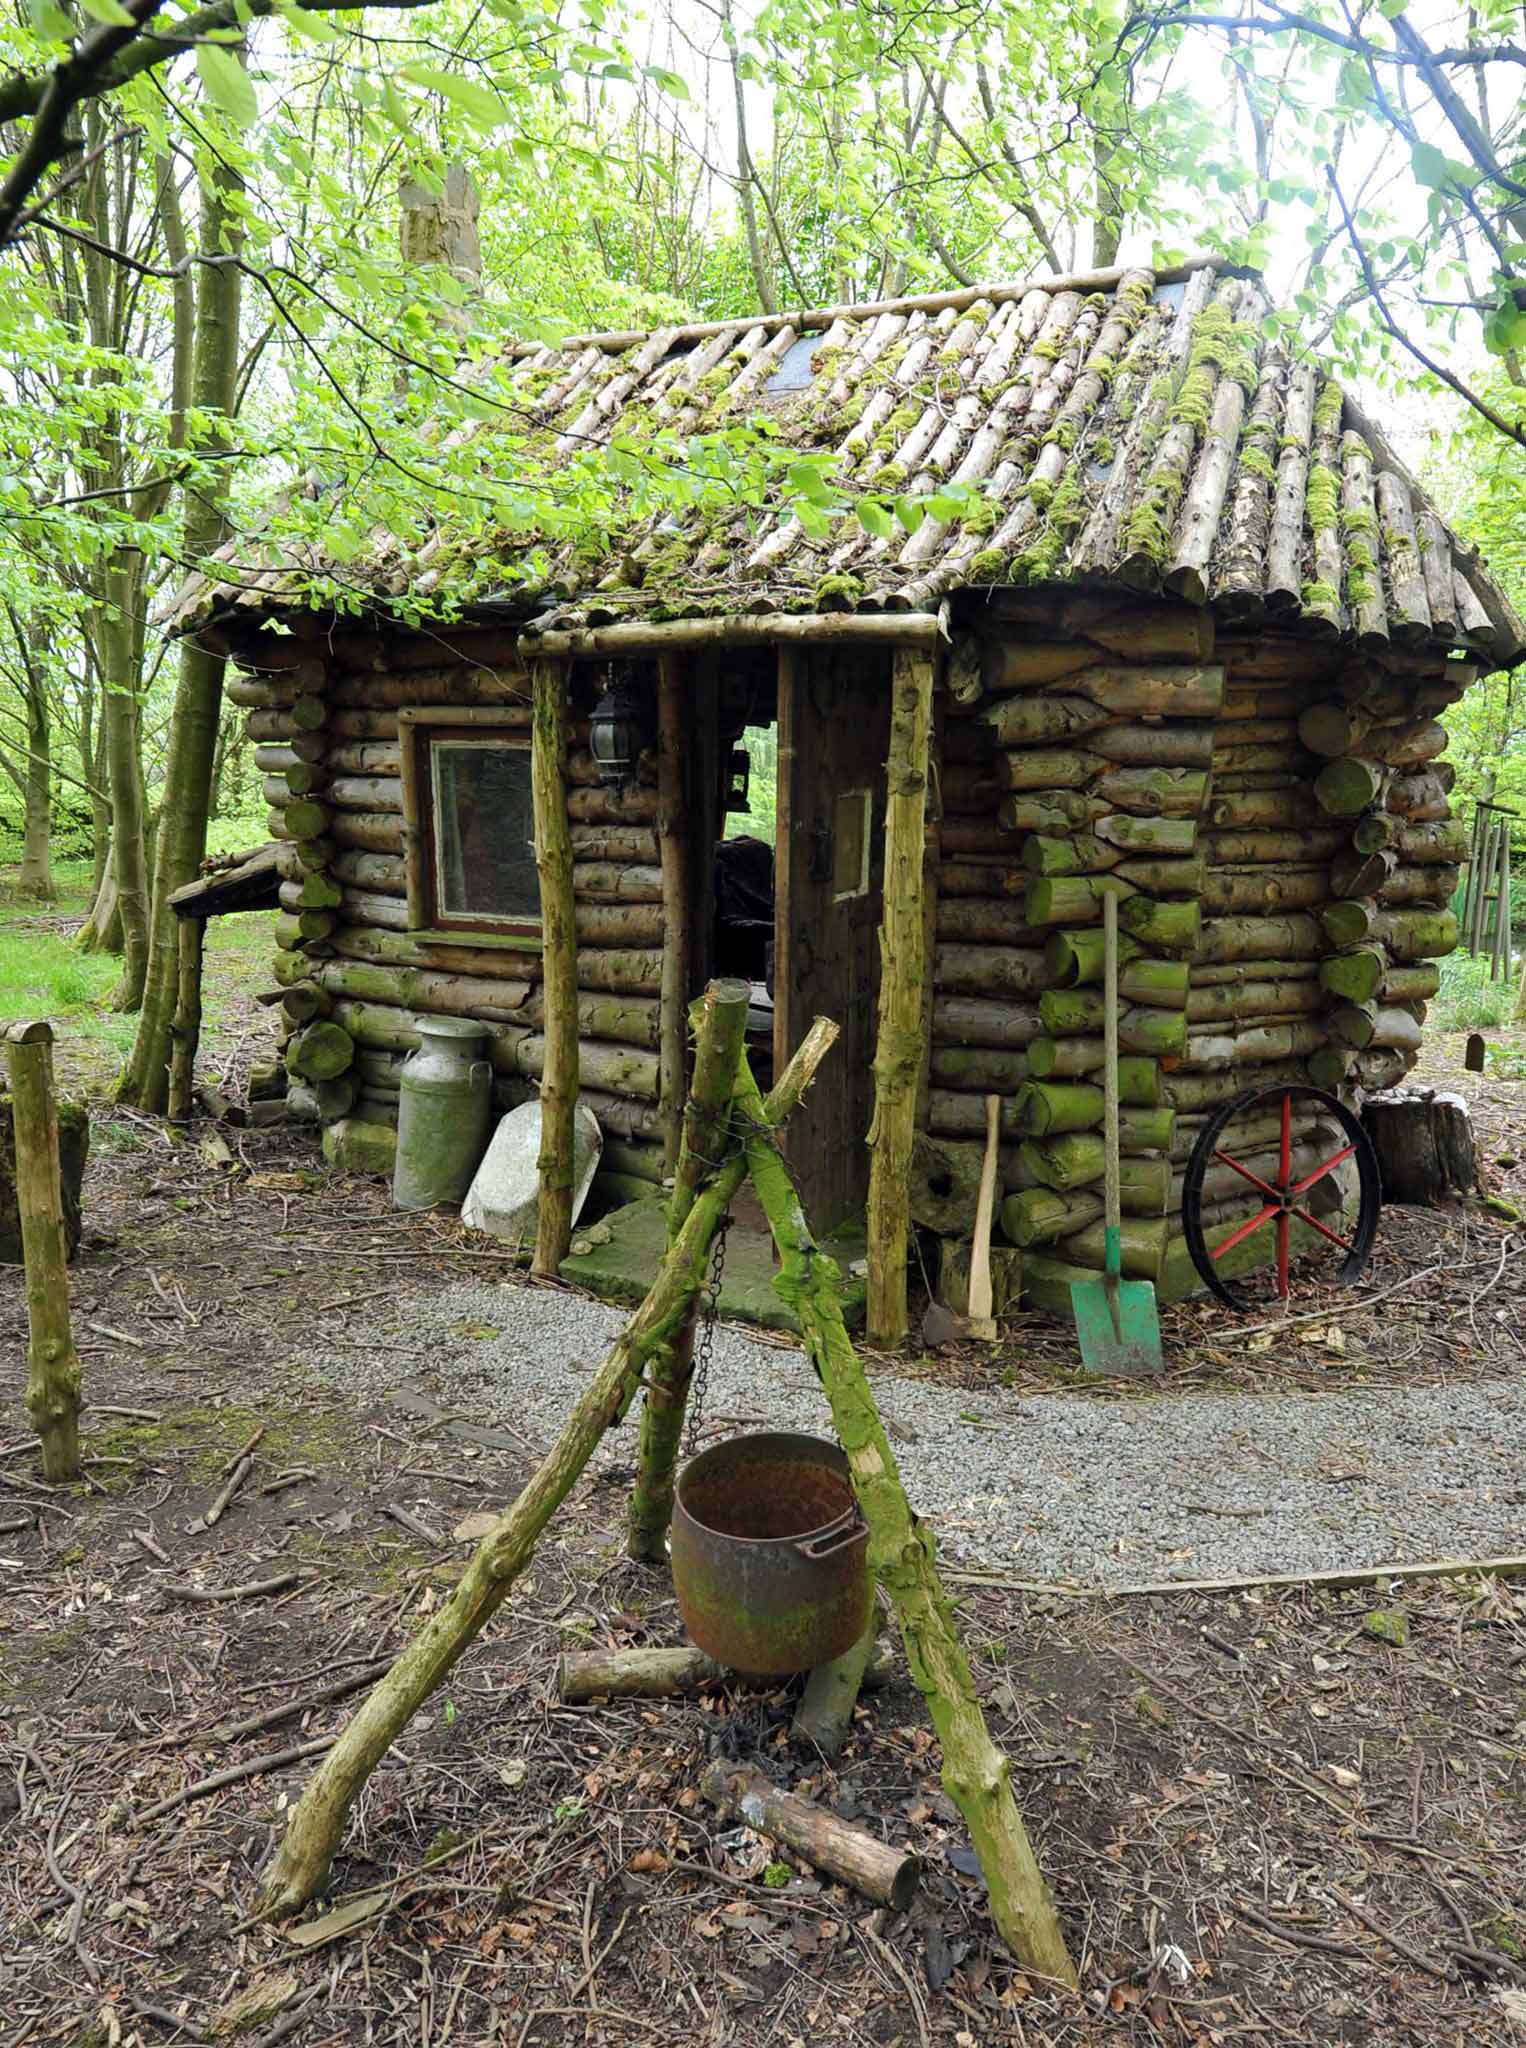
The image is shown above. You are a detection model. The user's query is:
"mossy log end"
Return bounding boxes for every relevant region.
[257,1005,841,1921]
[735,1062,1075,1984]
[285,1020,356,1083]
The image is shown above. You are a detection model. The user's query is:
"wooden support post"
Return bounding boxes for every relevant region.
[627,977,750,1562]
[735,1055,1075,1986]
[5,1022,82,1481]
[167,915,206,1123]
[656,653,691,1174]
[866,647,935,1347]
[531,656,579,1276]
[257,1003,841,1918]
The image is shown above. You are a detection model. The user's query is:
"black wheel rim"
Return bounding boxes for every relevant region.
[1181,1084,1382,1312]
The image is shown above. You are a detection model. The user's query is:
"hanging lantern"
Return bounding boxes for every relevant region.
[589,665,644,787]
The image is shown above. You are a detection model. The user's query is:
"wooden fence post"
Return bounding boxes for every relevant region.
[531,656,579,1276]
[866,647,935,1345]
[656,653,691,1176]
[5,1020,82,1480]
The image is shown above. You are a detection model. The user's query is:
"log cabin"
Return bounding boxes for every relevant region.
[172,257,1526,1342]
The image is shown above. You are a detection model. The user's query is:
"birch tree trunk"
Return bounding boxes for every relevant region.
[119,149,240,1107]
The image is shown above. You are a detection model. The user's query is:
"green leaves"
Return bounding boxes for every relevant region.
[196,44,257,126]
[398,63,513,130]
[74,0,137,27]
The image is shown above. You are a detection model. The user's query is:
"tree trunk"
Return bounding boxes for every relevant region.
[531,658,579,1276]
[166,915,205,1121]
[867,648,934,1346]
[119,149,243,1108]
[98,556,151,1005]
[4,1023,82,1481]
[258,1005,841,1917]
[16,672,54,900]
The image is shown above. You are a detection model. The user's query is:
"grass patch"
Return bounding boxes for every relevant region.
[0,863,279,1098]
[1433,951,1520,1032]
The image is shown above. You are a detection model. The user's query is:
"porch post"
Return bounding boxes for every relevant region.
[866,647,935,1346]
[656,653,691,1175]
[531,655,579,1276]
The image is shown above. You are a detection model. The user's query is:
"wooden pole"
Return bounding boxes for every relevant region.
[735,1056,1076,1986]
[5,1022,82,1481]
[627,978,751,1562]
[257,1007,840,1918]
[655,654,691,1175]
[1495,820,1512,982]
[167,914,206,1123]
[866,647,935,1347]
[531,656,579,1276]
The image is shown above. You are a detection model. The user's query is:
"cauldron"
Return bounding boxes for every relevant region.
[670,1432,871,1676]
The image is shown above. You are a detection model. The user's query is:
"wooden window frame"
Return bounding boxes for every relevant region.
[399,707,544,949]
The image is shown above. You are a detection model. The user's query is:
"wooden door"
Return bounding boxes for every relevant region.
[774,648,891,1235]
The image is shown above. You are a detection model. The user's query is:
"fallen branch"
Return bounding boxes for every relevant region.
[166,1571,302,1604]
[212,1658,392,1744]
[134,1736,337,1826]
[699,1762,920,1909]
[946,1553,1526,1599]
[557,1639,895,1703]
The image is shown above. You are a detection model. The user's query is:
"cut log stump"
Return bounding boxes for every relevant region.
[1361,1088,1475,1205]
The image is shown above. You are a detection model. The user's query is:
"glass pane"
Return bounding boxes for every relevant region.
[431,741,541,923]
[832,787,870,900]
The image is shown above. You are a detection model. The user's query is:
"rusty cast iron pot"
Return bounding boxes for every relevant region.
[670,1432,871,1677]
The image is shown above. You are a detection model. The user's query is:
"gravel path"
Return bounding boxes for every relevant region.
[310,1277,1526,1586]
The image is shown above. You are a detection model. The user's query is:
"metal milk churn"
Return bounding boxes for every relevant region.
[393,1018,493,1211]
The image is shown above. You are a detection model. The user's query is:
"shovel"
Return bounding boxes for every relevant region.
[1070,891,1164,1376]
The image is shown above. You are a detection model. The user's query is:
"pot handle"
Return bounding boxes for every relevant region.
[795,1505,867,1562]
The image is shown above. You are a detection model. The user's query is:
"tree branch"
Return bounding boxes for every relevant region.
[0,0,438,245]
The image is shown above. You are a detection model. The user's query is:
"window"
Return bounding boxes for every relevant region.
[401,713,542,941]
[831,787,872,901]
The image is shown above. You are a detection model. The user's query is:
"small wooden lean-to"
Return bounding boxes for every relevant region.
[167,256,1524,1340]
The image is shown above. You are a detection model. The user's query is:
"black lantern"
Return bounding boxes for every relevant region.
[589,664,644,787]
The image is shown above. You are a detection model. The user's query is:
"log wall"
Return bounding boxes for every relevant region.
[919,594,1470,1304]
[234,596,1470,1306]
[234,623,670,1205]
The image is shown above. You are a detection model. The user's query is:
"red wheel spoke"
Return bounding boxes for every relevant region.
[1213,1203,1279,1259]
[1213,1149,1282,1202]
[1289,1142,1356,1197]
[1292,1206,1353,1253]
[1279,1091,1292,1186]
[1277,1210,1289,1298]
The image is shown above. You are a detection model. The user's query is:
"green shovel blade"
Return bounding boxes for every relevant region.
[1070,1230,1163,1377]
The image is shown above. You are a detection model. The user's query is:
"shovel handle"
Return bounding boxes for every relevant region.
[1102,892,1121,1278]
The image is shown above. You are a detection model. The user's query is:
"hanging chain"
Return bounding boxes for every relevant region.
[684,1211,731,1455]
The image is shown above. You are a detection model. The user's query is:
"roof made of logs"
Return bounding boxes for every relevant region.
[178,259,1525,667]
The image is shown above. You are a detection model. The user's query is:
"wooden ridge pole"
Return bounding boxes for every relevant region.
[866,646,935,1347]
[5,1021,82,1481]
[531,655,579,1275]
[735,1053,1076,1986]
[257,996,840,1918]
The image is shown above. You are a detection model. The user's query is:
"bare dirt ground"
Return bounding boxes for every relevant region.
[4,1033,1526,2045]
